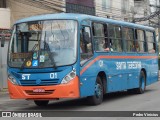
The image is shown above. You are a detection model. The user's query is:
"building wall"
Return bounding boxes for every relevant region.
[0,40,9,90]
[0,8,10,28]
[134,0,150,25]
[95,0,134,21]
[6,0,62,26]
[66,0,95,15]
[0,8,10,90]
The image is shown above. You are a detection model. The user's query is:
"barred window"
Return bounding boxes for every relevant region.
[92,22,108,52]
[146,31,156,53]
[108,24,122,52]
[135,29,146,52]
[123,27,134,52]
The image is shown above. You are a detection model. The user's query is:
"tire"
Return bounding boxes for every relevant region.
[129,71,146,94]
[87,76,103,105]
[136,71,146,94]
[34,100,49,106]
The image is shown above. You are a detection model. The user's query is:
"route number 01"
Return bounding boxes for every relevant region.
[50,73,57,79]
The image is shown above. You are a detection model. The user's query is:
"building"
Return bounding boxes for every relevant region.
[6,0,65,25]
[134,0,160,51]
[95,0,134,22]
[66,0,95,15]
[0,0,11,90]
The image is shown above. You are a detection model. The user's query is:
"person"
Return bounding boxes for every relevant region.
[149,48,155,53]
[104,47,110,51]
[103,39,113,52]
[131,44,136,52]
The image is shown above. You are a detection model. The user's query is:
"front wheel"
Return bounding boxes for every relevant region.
[87,76,103,105]
[34,100,49,106]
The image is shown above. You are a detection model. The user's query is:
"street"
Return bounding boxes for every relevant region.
[0,80,160,112]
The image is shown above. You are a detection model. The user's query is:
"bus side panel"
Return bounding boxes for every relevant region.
[127,71,139,89]
[107,74,128,92]
[105,57,128,92]
[146,57,159,85]
[80,75,96,97]
[80,59,98,97]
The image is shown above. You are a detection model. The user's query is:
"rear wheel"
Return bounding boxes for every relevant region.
[128,71,146,94]
[136,71,146,94]
[87,76,103,105]
[34,100,49,106]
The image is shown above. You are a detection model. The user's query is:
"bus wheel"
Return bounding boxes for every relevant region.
[87,76,103,105]
[135,71,146,94]
[34,100,49,106]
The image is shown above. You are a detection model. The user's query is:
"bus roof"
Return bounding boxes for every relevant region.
[15,13,155,31]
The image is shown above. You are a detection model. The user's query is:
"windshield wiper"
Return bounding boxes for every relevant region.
[44,40,57,69]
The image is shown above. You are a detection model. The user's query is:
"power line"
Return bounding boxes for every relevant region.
[133,10,160,22]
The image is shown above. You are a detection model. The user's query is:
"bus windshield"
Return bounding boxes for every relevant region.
[8,20,77,68]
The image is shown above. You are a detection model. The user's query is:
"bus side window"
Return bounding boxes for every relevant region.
[135,29,145,52]
[80,27,93,65]
[108,24,122,52]
[92,22,107,51]
[146,31,156,53]
[122,27,134,52]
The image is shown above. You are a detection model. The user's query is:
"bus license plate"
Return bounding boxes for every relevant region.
[33,88,45,93]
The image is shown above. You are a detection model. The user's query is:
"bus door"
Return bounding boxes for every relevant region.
[79,26,96,97]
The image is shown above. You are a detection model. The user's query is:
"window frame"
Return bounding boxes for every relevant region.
[145,30,156,54]
[134,29,147,53]
[107,23,123,52]
[92,21,109,52]
[80,25,94,66]
[122,26,135,53]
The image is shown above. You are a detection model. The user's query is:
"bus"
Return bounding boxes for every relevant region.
[4,13,158,106]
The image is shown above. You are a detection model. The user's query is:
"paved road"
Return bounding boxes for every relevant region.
[0,80,160,119]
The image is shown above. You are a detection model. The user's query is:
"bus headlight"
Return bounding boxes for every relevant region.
[61,70,76,84]
[8,74,18,85]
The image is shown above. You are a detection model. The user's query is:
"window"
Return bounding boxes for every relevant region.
[80,26,93,65]
[102,0,111,12]
[123,27,134,52]
[146,31,156,53]
[108,24,122,52]
[92,22,108,52]
[135,29,146,52]
[121,0,129,14]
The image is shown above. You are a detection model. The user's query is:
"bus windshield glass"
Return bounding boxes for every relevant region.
[8,20,77,68]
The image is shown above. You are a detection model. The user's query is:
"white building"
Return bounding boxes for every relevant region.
[95,0,134,21]
[6,0,65,25]
[0,0,11,90]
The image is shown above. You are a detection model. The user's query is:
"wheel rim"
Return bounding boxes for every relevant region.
[95,83,102,98]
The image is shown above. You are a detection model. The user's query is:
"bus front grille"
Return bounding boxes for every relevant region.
[19,79,59,86]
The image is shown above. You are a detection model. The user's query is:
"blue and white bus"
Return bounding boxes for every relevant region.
[4,13,158,106]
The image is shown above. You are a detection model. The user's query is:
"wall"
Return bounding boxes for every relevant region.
[0,8,10,90]
[7,0,59,25]
[95,0,134,21]
[0,41,9,90]
[0,8,10,28]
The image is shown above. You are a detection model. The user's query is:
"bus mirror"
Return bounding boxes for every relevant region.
[83,32,91,44]
[1,35,5,47]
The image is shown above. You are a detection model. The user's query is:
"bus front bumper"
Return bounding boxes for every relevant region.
[8,76,80,100]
